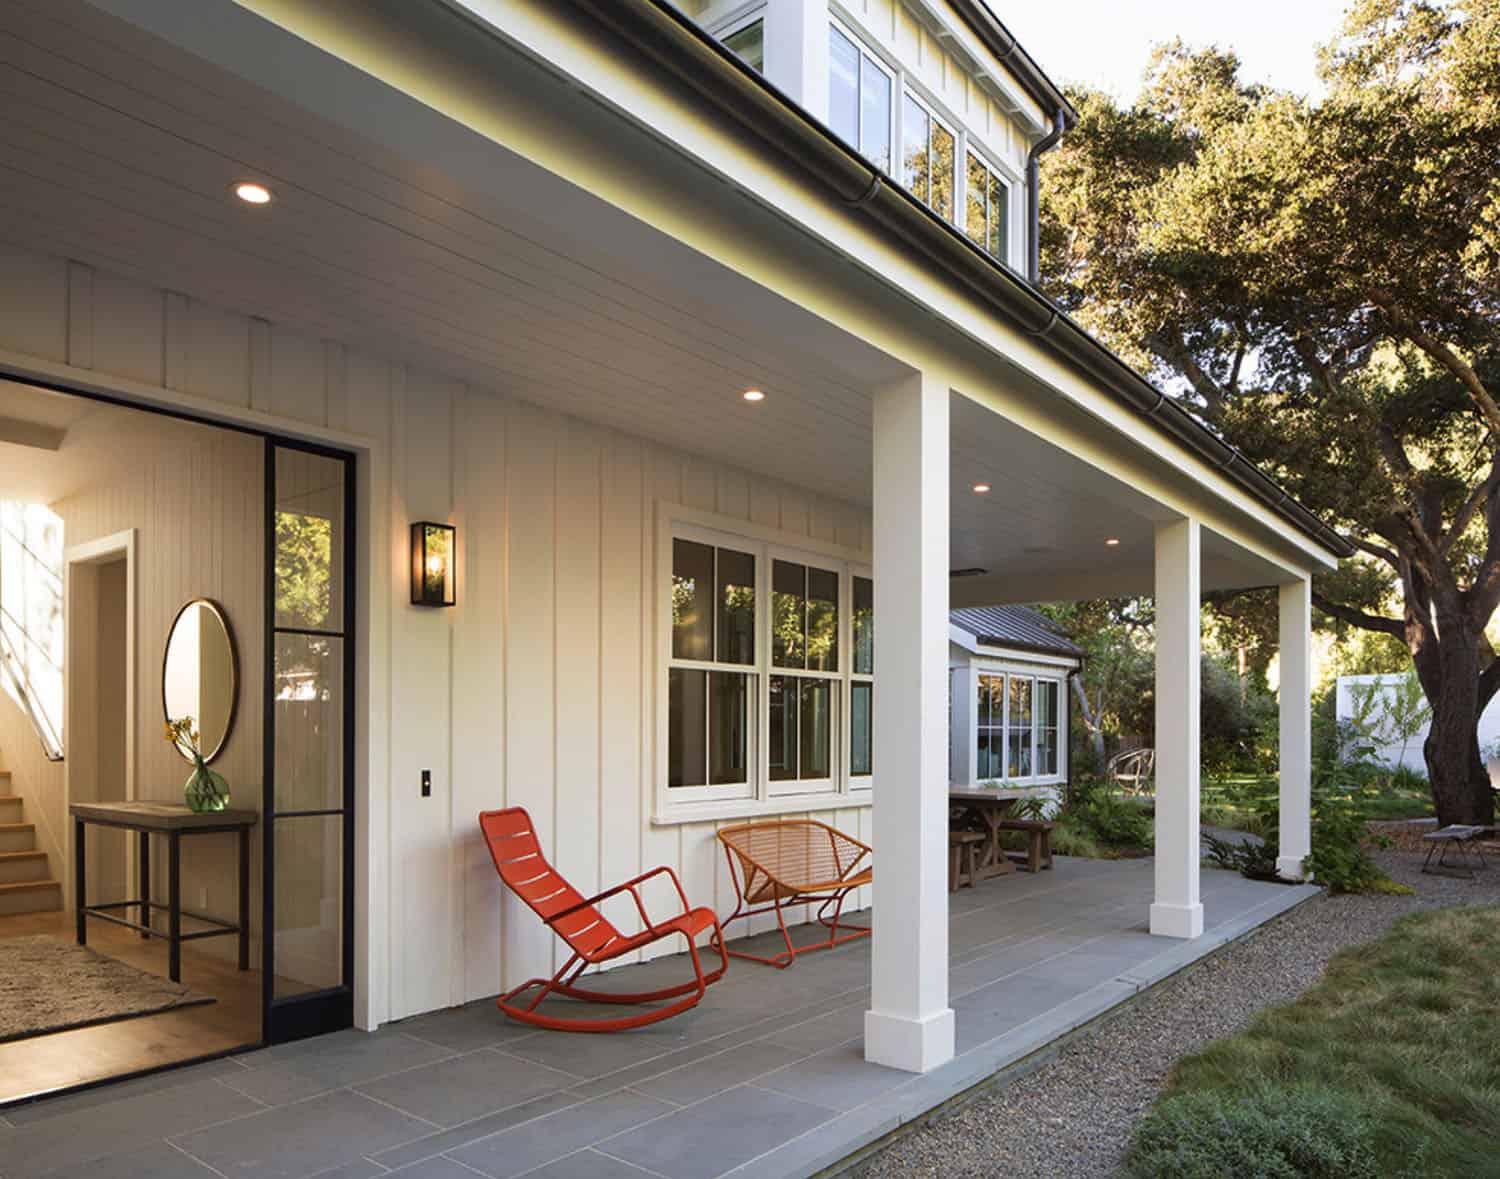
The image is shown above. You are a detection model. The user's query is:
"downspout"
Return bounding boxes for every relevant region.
[1026,107,1067,285]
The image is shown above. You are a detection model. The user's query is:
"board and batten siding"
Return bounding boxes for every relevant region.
[0,242,875,1023]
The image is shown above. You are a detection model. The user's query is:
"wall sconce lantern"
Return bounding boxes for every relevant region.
[411,521,456,607]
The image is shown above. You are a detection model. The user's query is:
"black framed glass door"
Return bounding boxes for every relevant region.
[263,439,356,1043]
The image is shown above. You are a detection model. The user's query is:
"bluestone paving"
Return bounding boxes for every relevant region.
[0,859,1318,1179]
[353,1047,580,1127]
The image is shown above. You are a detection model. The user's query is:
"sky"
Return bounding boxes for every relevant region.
[998,0,1355,102]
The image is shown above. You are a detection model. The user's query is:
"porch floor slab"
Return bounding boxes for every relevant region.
[0,859,1317,1179]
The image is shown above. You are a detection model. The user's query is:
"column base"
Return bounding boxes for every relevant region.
[1149,901,1204,940]
[864,1007,955,1073]
[1277,855,1310,882]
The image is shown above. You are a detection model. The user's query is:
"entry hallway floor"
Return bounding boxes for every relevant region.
[0,859,1317,1179]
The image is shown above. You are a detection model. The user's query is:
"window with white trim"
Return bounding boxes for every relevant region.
[668,538,757,799]
[903,91,956,222]
[850,576,873,784]
[721,17,764,72]
[975,671,1065,783]
[663,520,872,809]
[965,149,1011,263]
[829,23,893,174]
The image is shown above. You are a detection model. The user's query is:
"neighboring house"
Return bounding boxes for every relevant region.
[0,0,1351,1084]
[948,606,1080,790]
[1336,673,1500,773]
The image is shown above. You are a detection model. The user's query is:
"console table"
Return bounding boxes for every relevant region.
[70,801,258,983]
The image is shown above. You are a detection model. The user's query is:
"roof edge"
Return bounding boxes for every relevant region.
[557,0,1354,562]
[945,0,1079,127]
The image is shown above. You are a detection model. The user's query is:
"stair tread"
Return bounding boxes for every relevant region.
[0,822,35,831]
[0,849,45,860]
[0,879,58,893]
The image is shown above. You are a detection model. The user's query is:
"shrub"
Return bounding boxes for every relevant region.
[1305,805,1409,894]
[1068,790,1153,848]
[1202,832,1280,881]
[1125,1085,1386,1179]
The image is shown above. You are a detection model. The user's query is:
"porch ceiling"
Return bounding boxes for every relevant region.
[0,0,1286,597]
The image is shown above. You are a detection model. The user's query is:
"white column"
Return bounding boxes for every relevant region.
[764,0,829,116]
[1151,518,1203,939]
[1277,579,1313,879]
[865,370,954,1074]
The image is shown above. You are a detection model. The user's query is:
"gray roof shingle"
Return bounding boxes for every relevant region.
[950,605,1082,658]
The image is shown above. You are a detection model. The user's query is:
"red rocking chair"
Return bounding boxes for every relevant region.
[480,807,727,1032]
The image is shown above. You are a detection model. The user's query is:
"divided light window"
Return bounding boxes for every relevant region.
[903,93,955,222]
[668,539,755,791]
[664,525,874,807]
[965,151,1010,263]
[770,559,838,791]
[722,19,764,72]
[829,25,893,174]
[975,672,1062,782]
[850,577,873,780]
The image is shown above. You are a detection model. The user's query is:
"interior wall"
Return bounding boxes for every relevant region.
[0,241,873,1024]
[52,431,265,959]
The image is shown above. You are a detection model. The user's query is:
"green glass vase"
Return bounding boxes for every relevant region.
[184,757,230,813]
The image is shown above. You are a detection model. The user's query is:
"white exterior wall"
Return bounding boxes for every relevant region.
[0,240,878,1024]
[1336,672,1499,773]
[946,640,1075,796]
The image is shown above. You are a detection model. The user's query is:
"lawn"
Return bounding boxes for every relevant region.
[1201,773,1434,832]
[1126,905,1500,1178]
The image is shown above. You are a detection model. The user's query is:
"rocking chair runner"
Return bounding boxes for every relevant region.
[716,819,872,968]
[480,807,727,1032]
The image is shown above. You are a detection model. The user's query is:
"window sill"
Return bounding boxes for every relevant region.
[652,791,872,827]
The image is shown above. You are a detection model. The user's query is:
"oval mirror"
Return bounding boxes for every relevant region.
[162,598,238,764]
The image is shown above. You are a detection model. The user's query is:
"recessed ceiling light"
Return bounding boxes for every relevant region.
[233,181,273,205]
[1105,537,1121,546]
[742,389,765,402]
[972,483,992,494]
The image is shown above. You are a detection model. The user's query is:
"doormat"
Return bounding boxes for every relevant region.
[0,936,214,1043]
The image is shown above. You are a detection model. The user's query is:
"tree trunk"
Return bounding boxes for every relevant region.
[1422,625,1496,827]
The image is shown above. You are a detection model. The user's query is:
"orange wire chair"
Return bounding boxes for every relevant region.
[480,807,727,1032]
[716,819,872,968]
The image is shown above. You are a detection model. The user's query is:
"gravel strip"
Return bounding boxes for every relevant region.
[858,846,1500,1179]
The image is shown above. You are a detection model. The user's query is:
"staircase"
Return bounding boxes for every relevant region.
[0,765,60,916]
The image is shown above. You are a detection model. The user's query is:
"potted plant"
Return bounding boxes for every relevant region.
[166,717,230,812]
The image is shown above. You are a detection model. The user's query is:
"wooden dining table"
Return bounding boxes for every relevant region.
[948,787,1027,879]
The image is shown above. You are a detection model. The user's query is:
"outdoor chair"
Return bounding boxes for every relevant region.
[480,807,727,1031]
[716,819,872,968]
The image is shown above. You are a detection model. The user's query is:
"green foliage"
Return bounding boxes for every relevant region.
[1202,831,1281,881]
[1040,0,1500,825]
[1057,777,1154,851]
[1134,905,1500,1177]
[1305,803,1410,894]
[275,510,332,630]
[1200,652,1278,775]
[1126,1085,1384,1179]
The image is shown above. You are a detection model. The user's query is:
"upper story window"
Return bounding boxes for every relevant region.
[902,93,955,223]
[828,24,892,174]
[966,150,1011,263]
[722,18,764,72]
[824,17,1023,268]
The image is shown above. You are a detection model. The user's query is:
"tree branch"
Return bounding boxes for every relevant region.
[1443,455,1500,558]
[1375,298,1500,435]
[1310,591,1405,636]
[1147,329,1226,419]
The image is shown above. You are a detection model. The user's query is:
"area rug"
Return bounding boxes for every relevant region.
[0,935,214,1043]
